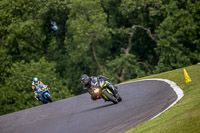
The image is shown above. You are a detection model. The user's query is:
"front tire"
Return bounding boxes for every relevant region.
[46,94,53,102]
[103,90,118,104]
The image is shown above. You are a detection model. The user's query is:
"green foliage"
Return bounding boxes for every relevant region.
[66,0,109,60]
[0,58,72,115]
[126,65,200,133]
[155,0,200,72]
[0,0,199,115]
[105,54,145,83]
[0,0,47,62]
[0,48,12,83]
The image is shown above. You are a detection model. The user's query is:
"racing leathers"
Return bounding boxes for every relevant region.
[32,81,43,101]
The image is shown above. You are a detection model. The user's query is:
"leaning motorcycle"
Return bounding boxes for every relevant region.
[91,78,122,104]
[36,84,52,104]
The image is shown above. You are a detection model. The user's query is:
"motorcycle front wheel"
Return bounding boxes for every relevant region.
[103,90,118,104]
[46,94,53,102]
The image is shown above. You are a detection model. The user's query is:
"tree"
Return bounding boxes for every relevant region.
[155,0,200,72]
[99,0,166,82]
[0,58,72,115]
[0,0,47,62]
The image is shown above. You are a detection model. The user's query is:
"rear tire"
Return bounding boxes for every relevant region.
[103,90,118,104]
[116,93,122,102]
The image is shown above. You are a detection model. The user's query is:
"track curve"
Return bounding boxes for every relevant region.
[0,79,183,133]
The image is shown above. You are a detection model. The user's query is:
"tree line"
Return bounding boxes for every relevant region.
[0,0,199,115]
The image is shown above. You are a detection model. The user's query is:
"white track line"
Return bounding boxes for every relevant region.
[119,78,184,120]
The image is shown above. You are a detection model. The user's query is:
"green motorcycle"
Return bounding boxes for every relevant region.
[91,78,122,104]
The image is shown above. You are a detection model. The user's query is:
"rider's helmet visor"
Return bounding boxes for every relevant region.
[34,81,39,85]
[82,79,89,84]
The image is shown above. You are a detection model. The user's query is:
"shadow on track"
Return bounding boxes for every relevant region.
[79,103,114,113]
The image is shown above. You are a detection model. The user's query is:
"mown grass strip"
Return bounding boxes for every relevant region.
[125,64,200,133]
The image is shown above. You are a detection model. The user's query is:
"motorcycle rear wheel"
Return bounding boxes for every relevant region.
[116,93,122,102]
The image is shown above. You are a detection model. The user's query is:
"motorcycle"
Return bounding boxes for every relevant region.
[36,84,52,104]
[91,78,122,104]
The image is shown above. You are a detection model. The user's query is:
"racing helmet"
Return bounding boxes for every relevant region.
[80,74,90,85]
[33,77,39,86]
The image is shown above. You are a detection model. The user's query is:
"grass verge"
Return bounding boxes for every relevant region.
[125,64,200,133]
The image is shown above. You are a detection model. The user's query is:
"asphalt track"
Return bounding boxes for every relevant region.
[0,79,181,133]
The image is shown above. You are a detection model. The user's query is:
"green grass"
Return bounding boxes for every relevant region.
[124,64,200,133]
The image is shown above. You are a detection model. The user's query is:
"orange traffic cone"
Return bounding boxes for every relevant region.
[183,68,191,83]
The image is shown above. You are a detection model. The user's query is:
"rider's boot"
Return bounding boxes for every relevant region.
[34,95,39,101]
[34,95,40,101]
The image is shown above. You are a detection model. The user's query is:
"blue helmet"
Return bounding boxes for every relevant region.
[80,74,90,85]
[33,77,39,86]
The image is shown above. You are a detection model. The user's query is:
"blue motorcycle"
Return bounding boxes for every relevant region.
[36,84,52,104]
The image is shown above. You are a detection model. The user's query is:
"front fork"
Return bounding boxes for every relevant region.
[43,91,50,99]
[105,81,118,97]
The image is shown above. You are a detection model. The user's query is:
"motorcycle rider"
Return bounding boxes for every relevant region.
[32,77,43,101]
[80,74,118,100]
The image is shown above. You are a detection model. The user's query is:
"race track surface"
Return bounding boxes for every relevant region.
[0,80,179,133]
